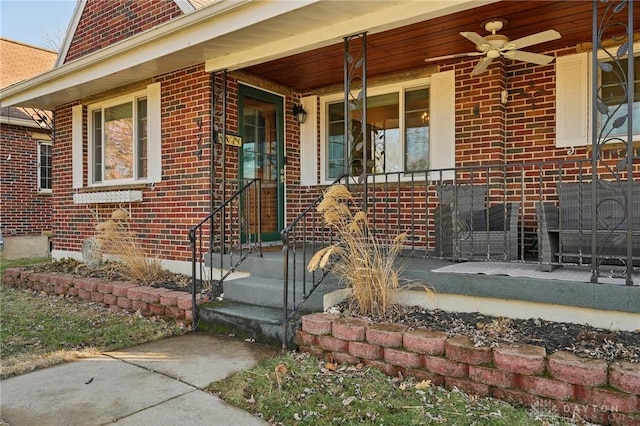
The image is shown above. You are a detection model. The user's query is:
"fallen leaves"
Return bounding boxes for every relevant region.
[332,301,639,363]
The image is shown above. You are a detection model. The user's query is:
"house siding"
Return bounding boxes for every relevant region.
[65,0,183,63]
[0,123,52,237]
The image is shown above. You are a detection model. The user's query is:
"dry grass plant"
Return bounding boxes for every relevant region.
[308,185,408,316]
[95,209,164,284]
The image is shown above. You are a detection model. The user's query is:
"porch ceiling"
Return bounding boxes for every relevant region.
[245,1,639,92]
[1,0,637,109]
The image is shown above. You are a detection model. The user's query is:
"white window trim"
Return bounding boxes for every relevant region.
[319,77,431,185]
[37,140,52,194]
[73,82,161,189]
[88,88,148,186]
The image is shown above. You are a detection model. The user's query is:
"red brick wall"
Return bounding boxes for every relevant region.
[64,0,183,63]
[298,313,640,426]
[52,65,212,260]
[0,123,52,237]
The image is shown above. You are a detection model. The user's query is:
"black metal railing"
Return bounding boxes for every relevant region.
[280,175,348,348]
[189,178,262,326]
[279,158,638,343]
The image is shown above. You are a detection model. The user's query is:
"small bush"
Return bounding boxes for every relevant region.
[307,185,406,316]
[95,209,164,284]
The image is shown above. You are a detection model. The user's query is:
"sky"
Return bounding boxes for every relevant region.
[0,0,76,50]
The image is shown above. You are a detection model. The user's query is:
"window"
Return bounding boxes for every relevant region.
[318,72,454,184]
[323,83,430,180]
[37,141,52,193]
[556,44,639,148]
[598,56,640,140]
[73,82,161,188]
[90,95,147,184]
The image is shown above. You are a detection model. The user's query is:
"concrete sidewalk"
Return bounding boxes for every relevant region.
[1,333,279,425]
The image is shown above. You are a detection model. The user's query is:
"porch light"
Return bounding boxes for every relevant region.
[293,104,307,124]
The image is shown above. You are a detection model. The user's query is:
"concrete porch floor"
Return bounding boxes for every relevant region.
[216,248,639,332]
[394,256,639,331]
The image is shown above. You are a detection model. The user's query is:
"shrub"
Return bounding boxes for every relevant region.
[307,185,406,316]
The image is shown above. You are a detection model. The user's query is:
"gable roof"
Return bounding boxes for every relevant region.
[55,0,218,67]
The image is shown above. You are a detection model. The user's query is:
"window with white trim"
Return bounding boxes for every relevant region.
[72,82,161,188]
[37,141,52,193]
[319,72,454,183]
[556,44,639,148]
[90,93,148,184]
[598,55,639,140]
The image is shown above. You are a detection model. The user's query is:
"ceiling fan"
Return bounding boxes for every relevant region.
[425,19,561,76]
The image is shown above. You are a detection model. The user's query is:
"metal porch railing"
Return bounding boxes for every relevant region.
[279,158,638,344]
[280,175,348,347]
[189,178,262,326]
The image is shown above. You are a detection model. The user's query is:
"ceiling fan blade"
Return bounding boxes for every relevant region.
[506,29,561,50]
[503,50,555,65]
[460,31,491,49]
[425,51,483,62]
[470,57,494,76]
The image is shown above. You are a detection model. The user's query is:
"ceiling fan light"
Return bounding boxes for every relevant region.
[487,49,501,59]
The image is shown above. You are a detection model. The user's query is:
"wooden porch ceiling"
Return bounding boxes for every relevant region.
[243,1,639,92]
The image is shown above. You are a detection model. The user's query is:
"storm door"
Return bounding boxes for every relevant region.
[238,85,284,242]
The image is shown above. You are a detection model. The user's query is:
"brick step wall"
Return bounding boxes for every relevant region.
[297,313,640,426]
[2,268,206,323]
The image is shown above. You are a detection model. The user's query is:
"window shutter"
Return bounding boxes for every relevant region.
[72,104,83,189]
[299,95,318,186]
[146,82,162,183]
[429,70,455,180]
[556,52,589,148]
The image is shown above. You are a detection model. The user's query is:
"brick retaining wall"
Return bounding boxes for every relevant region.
[297,313,640,426]
[2,268,203,323]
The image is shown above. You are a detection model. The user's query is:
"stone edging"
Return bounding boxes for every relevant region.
[2,269,204,323]
[297,313,640,426]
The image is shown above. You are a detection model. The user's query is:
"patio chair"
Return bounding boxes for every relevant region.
[434,184,519,260]
[536,180,640,270]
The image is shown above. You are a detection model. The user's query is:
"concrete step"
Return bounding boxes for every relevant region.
[196,301,301,348]
[207,247,323,281]
[223,275,342,312]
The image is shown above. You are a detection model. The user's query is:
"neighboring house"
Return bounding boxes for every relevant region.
[0,1,637,278]
[0,38,57,259]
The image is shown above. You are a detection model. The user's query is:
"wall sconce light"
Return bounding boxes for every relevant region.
[293,104,307,124]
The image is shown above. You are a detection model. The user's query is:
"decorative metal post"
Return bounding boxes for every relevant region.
[591,0,635,285]
[344,32,368,210]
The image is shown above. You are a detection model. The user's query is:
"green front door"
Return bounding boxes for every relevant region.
[239,85,284,242]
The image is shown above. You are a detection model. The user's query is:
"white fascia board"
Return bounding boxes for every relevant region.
[206,0,500,72]
[55,0,87,68]
[1,0,315,108]
[174,0,197,14]
[0,117,41,128]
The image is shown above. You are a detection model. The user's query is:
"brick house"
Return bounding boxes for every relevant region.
[0,38,57,259]
[1,1,638,306]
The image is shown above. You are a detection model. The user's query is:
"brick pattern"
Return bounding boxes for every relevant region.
[4,268,199,323]
[0,123,52,237]
[298,313,640,426]
[64,0,183,63]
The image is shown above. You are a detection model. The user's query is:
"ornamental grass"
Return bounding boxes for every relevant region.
[94,208,164,284]
[307,185,407,316]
